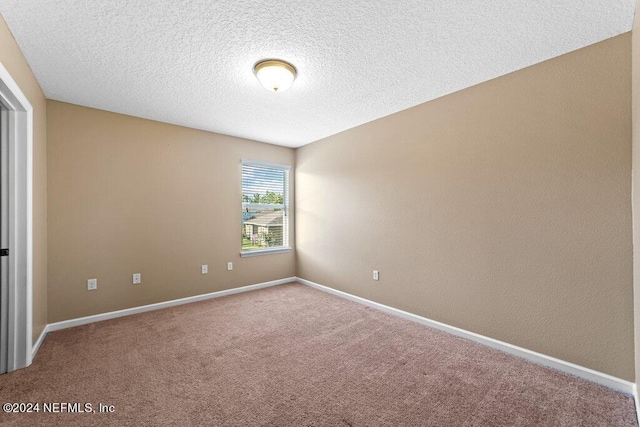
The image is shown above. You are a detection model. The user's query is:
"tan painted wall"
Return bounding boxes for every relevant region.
[296,34,634,380]
[0,15,47,344]
[632,0,640,385]
[47,101,295,322]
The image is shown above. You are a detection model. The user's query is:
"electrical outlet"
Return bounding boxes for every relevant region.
[227,262,233,271]
[132,273,141,285]
[373,270,379,281]
[87,278,97,291]
[202,264,208,274]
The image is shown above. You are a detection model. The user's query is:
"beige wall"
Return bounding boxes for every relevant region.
[47,101,294,322]
[632,0,640,385]
[4,8,634,381]
[296,34,634,380]
[0,15,47,344]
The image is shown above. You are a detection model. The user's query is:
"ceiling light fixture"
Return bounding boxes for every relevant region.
[253,59,297,93]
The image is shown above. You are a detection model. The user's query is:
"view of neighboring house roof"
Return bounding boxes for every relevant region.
[245,211,283,227]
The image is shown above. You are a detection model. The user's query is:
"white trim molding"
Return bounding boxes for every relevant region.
[34,278,295,347]
[31,326,47,360]
[0,60,33,372]
[296,277,635,395]
[28,275,636,397]
[633,384,639,425]
[241,159,291,171]
[241,247,292,257]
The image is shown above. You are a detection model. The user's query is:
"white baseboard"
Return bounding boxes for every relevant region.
[28,275,637,397]
[633,384,639,424]
[296,277,635,395]
[32,277,295,357]
[31,326,48,359]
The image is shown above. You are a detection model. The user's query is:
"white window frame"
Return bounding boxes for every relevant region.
[241,159,291,257]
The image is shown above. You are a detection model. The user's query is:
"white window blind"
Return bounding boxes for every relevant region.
[241,161,290,254]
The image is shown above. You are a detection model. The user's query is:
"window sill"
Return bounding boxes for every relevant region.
[240,247,292,257]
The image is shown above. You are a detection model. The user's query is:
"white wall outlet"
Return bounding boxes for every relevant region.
[201,264,208,274]
[87,278,97,291]
[132,273,141,285]
[373,270,379,281]
[227,262,233,271]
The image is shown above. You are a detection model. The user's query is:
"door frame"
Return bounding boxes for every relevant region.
[0,60,33,372]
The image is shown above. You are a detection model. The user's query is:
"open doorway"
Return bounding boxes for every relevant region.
[0,61,33,373]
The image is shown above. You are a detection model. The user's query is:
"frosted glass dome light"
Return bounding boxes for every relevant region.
[254,59,297,93]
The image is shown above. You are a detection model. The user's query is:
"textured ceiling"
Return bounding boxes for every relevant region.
[0,1,636,147]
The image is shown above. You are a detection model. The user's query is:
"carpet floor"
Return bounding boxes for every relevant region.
[0,283,636,426]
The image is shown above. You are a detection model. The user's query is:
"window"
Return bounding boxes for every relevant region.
[241,160,290,256]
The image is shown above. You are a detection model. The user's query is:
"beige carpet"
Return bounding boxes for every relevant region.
[0,283,636,426]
